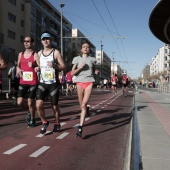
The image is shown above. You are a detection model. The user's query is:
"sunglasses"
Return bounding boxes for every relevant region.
[42,37,51,41]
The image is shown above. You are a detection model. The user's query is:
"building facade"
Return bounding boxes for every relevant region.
[96,50,111,79]
[0,0,72,65]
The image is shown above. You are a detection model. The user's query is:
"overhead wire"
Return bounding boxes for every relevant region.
[91,0,125,61]
[103,0,133,72]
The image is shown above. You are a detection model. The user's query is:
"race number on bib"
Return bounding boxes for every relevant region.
[23,72,33,81]
[112,81,116,85]
[41,69,54,81]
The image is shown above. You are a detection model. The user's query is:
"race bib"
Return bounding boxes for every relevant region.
[41,69,54,81]
[112,81,116,85]
[23,72,33,81]
[122,80,126,84]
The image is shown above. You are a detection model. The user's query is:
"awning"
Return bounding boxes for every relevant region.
[149,0,170,44]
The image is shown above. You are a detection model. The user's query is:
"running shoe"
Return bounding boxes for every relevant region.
[76,126,82,138]
[40,121,49,134]
[27,119,36,128]
[52,124,61,133]
[26,112,31,122]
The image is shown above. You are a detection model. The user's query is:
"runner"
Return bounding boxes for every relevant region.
[111,73,118,95]
[36,32,66,134]
[65,70,73,96]
[0,54,8,94]
[71,42,96,138]
[8,61,20,99]
[121,72,129,97]
[16,36,39,127]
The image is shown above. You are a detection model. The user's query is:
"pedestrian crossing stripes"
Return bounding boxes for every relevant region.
[29,146,50,157]
[56,132,69,139]
[3,144,27,155]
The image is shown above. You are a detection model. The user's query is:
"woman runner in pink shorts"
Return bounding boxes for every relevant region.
[71,42,96,138]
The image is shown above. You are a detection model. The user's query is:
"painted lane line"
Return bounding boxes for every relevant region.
[96,110,101,112]
[36,131,51,137]
[91,106,95,109]
[91,112,96,116]
[85,117,90,121]
[60,122,66,126]
[3,144,27,155]
[69,116,77,120]
[101,107,105,109]
[29,146,50,158]
[56,132,69,139]
[73,124,79,128]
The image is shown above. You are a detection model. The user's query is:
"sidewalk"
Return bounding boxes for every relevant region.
[136,89,170,170]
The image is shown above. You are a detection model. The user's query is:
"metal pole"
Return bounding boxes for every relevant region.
[101,43,103,79]
[60,3,65,57]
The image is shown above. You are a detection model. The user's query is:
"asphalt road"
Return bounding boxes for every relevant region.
[0,88,134,170]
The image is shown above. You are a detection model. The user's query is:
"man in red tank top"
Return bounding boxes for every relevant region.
[16,36,39,127]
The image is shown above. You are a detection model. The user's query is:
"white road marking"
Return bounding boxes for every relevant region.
[3,144,27,155]
[69,116,77,120]
[60,122,66,126]
[73,124,79,128]
[36,131,51,137]
[85,117,90,121]
[96,110,101,112]
[101,107,105,109]
[56,132,69,139]
[91,112,96,116]
[29,146,50,157]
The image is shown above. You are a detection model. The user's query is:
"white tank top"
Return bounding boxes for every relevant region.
[39,49,57,84]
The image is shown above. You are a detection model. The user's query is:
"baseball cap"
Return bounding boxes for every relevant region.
[41,33,52,40]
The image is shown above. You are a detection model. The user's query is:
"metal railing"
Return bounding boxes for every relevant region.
[158,83,170,93]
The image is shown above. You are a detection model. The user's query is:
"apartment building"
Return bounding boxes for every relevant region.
[72,28,96,57]
[0,0,72,65]
[96,50,111,79]
[150,44,170,76]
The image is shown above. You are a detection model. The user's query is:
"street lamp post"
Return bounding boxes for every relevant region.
[101,43,103,79]
[60,3,65,57]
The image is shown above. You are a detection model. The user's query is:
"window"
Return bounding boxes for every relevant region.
[21,36,24,42]
[31,6,37,21]
[41,16,46,27]
[8,30,15,39]
[8,12,16,23]
[8,0,16,5]
[21,20,24,27]
[21,4,24,11]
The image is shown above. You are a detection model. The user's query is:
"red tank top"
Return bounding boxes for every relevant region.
[19,52,38,85]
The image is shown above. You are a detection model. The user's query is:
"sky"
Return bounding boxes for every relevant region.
[48,0,163,79]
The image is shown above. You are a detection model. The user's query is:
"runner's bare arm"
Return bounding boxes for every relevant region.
[34,52,40,72]
[54,50,66,71]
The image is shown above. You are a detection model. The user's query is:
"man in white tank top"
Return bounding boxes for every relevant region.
[36,32,66,134]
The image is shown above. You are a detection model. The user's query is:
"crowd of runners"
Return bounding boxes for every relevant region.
[0,32,131,138]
